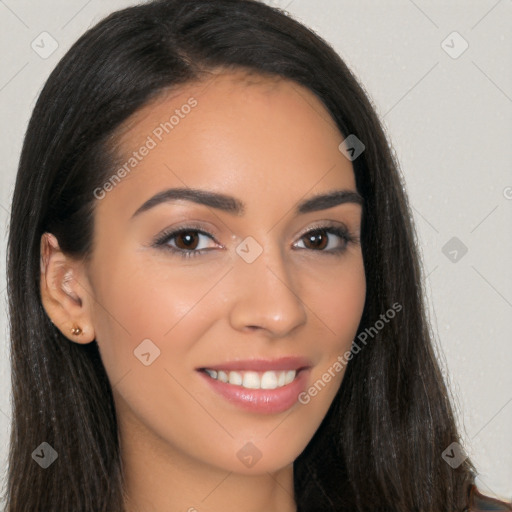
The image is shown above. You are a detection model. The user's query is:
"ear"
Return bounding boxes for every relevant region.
[39,232,96,344]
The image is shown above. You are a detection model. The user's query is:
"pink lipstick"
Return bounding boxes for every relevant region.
[196,357,311,414]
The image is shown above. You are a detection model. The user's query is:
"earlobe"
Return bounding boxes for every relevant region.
[39,232,96,344]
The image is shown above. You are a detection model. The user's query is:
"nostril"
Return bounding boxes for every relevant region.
[245,325,261,331]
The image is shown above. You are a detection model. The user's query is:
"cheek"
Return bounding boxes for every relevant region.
[90,260,232,384]
[88,258,237,456]
[331,263,366,348]
[283,254,365,424]
[303,255,366,394]
[307,253,366,350]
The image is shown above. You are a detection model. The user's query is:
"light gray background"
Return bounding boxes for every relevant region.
[0,0,510,505]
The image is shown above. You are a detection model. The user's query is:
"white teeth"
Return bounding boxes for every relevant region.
[204,369,297,389]
[284,370,296,385]
[217,370,228,383]
[228,371,243,386]
[204,369,217,379]
[242,371,260,389]
[260,371,278,389]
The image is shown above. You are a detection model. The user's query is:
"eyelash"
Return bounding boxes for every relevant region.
[152,223,359,260]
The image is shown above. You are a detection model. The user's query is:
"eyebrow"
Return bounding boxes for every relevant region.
[130,187,363,219]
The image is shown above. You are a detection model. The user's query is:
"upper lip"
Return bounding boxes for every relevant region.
[197,356,312,372]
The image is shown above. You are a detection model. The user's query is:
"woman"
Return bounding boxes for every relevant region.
[5,0,511,510]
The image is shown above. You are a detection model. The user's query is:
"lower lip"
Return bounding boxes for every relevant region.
[198,369,310,414]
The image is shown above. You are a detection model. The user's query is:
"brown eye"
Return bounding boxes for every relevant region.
[302,229,329,250]
[174,231,200,250]
[294,225,355,255]
[153,227,220,260]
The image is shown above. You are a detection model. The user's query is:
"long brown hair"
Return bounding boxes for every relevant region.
[5,0,503,510]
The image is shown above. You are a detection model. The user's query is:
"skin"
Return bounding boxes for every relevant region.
[40,70,366,512]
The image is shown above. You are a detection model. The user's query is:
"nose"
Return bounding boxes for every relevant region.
[228,241,307,338]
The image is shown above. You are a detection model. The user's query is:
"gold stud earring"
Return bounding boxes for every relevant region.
[71,326,82,336]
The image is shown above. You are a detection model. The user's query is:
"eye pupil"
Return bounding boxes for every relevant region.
[304,230,328,250]
[176,231,199,250]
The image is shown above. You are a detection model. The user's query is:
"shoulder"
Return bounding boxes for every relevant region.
[467,485,512,512]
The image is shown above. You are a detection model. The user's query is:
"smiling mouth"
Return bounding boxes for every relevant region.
[199,368,303,390]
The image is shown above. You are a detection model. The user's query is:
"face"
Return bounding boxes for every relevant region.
[63,71,366,475]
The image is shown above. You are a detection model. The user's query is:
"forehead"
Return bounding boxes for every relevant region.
[96,70,356,221]
[113,68,341,157]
